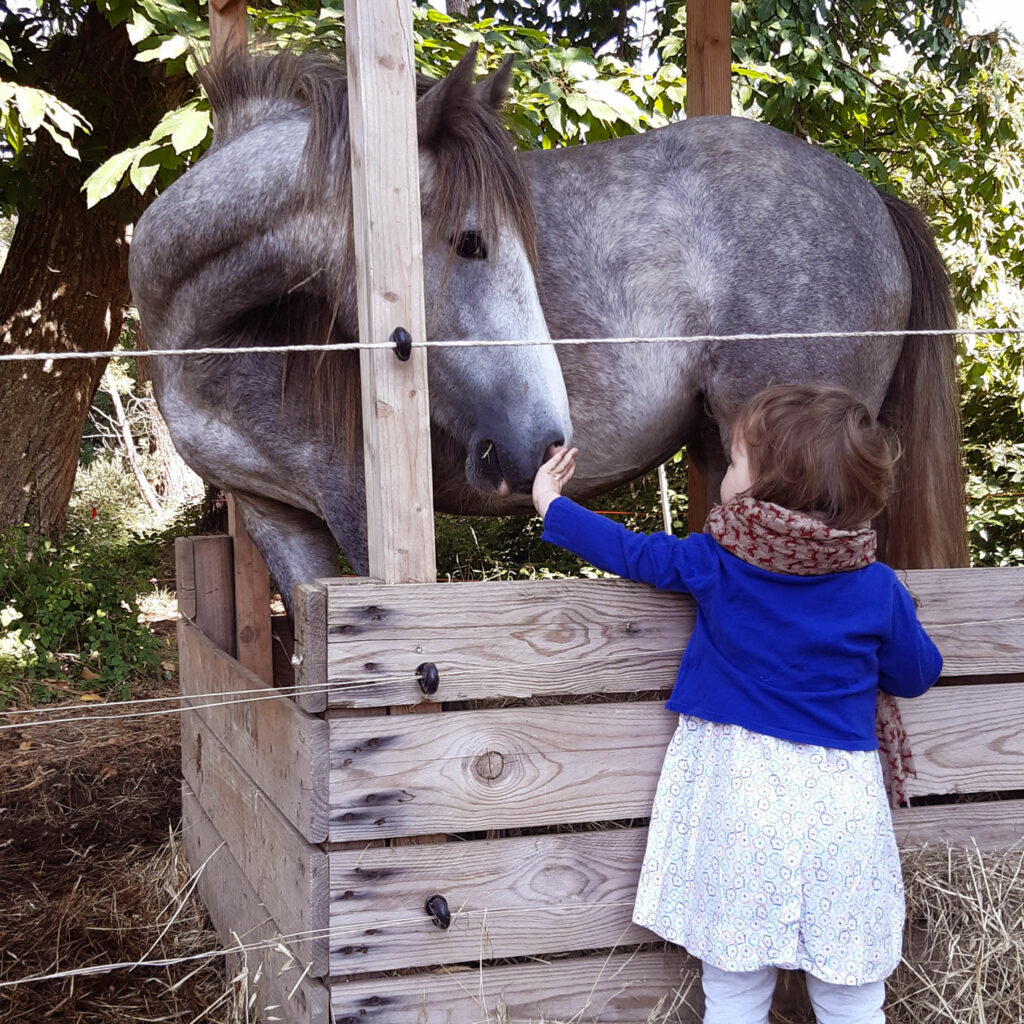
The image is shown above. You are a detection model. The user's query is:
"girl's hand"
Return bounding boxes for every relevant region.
[533,447,578,517]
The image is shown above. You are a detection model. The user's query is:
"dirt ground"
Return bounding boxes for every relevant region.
[0,621,237,1024]
[3,616,1022,1024]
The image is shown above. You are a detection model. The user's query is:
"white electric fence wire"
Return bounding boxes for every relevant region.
[0,637,688,731]
[0,325,1022,364]
[0,900,639,990]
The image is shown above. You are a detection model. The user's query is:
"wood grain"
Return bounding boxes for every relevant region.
[179,619,330,841]
[328,700,674,841]
[182,784,331,1024]
[181,712,330,975]
[898,682,1024,798]
[209,0,247,60]
[894,799,1024,850]
[327,829,657,973]
[227,495,274,685]
[324,569,1024,706]
[174,537,197,621]
[686,0,732,118]
[325,578,691,707]
[328,683,1024,841]
[178,535,235,656]
[344,0,435,585]
[330,948,700,1023]
[293,582,329,713]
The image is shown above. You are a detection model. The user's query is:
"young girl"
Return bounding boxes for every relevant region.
[532,384,942,1024]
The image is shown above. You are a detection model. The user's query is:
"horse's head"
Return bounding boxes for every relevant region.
[415,49,571,499]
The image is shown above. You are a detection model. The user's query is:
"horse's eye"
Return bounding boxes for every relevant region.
[453,231,487,260]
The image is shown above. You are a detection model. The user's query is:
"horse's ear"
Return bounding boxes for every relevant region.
[475,55,515,112]
[418,43,479,148]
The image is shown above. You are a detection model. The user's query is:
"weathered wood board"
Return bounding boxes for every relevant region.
[327,684,1024,842]
[182,784,331,1024]
[327,701,674,841]
[227,495,274,685]
[176,535,235,655]
[899,682,1024,798]
[893,799,1024,850]
[324,568,1024,707]
[181,710,330,976]
[330,948,701,1024]
[179,619,330,842]
[328,830,655,973]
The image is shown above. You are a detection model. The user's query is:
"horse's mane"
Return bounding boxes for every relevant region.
[197,47,537,266]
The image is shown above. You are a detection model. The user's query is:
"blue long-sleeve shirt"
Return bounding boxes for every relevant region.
[541,497,942,751]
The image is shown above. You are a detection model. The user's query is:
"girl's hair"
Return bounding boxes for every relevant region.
[732,384,897,530]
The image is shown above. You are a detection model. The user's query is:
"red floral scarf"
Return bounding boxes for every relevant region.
[705,496,914,807]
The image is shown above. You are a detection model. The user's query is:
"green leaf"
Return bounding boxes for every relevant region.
[135,35,189,63]
[15,86,45,133]
[83,149,136,207]
[169,106,210,153]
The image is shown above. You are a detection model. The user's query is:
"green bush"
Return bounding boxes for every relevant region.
[0,527,161,704]
[0,498,204,706]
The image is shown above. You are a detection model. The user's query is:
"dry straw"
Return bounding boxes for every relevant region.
[886,841,1024,1024]
[3,707,1023,1022]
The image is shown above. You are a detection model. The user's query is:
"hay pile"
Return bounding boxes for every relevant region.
[2,691,1022,1023]
[0,701,248,1024]
[887,841,1024,1024]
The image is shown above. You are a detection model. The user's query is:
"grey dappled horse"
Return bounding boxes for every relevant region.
[130,48,966,611]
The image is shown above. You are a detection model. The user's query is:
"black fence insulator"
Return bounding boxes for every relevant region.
[425,894,451,929]
[416,662,439,696]
[390,327,413,361]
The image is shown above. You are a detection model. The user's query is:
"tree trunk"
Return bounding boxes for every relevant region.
[0,192,134,531]
[446,0,471,16]
[0,7,186,534]
[149,398,203,506]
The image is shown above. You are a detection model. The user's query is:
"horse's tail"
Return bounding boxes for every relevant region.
[875,192,968,568]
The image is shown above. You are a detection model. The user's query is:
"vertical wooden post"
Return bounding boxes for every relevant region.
[686,0,733,118]
[175,536,236,656]
[208,0,247,58]
[685,0,732,530]
[206,5,274,682]
[227,497,273,684]
[345,1,443,854]
[344,0,436,585]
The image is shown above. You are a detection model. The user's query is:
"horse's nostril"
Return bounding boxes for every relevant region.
[543,439,566,463]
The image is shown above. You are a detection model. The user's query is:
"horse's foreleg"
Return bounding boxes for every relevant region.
[231,494,341,617]
[685,399,730,508]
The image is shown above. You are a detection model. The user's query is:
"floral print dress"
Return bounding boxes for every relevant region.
[632,715,905,985]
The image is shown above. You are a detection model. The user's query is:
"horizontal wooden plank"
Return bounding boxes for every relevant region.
[179,619,330,842]
[324,568,1024,707]
[181,712,330,976]
[898,682,1024,798]
[182,784,331,1024]
[329,684,1024,840]
[326,577,690,706]
[894,798,1024,850]
[328,830,656,973]
[328,701,674,841]
[330,948,700,1024]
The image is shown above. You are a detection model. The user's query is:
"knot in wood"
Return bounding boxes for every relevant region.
[474,750,505,781]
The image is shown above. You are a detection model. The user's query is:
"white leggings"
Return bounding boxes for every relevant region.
[701,962,886,1024]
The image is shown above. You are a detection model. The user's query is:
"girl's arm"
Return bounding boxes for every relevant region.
[533,449,708,592]
[877,582,943,698]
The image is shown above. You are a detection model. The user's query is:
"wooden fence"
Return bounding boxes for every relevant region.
[176,534,1024,1023]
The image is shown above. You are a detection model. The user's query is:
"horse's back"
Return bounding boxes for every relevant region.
[523,115,908,344]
